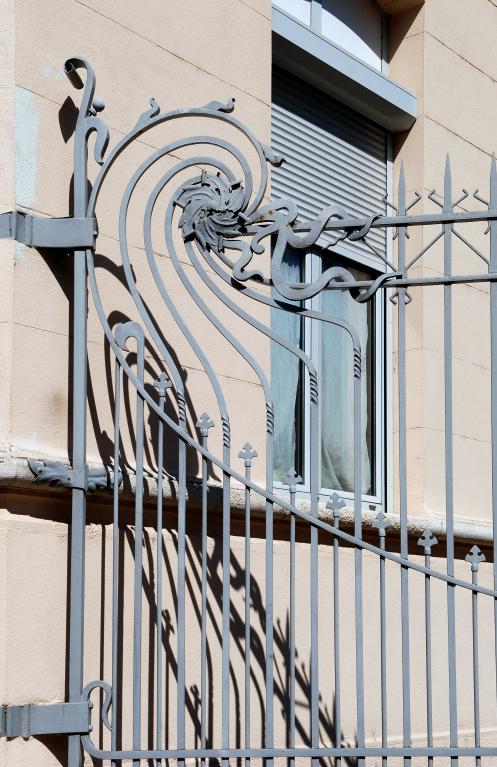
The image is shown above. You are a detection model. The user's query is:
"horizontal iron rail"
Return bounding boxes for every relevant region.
[293,207,497,232]
[81,741,497,760]
[322,272,497,291]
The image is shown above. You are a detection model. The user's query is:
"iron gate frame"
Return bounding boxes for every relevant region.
[2,55,497,765]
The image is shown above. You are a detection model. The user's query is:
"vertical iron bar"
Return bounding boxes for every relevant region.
[132,335,145,767]
[308,367,319,767]
[67,59,90,767]
[327,493,345,767]
[353,372,364,767]
[199,414,214,767]
[466,547,485,767]
[154,374,170,764]
[266,420,274,767]
[222,422,231,767]
[397,163,412,766]
[111,360,121,767]
[418,530,437,767]
[443,156,458,767]
[286,470,301,767]
[241,444,257,767]
[177,394,187,767]
[333,506,341,767]
[373,512,390,767]
[489,155,497,723]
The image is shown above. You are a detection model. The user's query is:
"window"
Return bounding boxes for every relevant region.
[271,65,388,503]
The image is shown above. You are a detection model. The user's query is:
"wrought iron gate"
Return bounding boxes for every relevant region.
[4,56,497,765]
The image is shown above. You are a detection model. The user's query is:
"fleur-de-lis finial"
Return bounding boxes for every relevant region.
[154,371,172,396]
[465,544,486,572]
[239,442,258,467]
[372,510,390,537]
[285,468,302,494]
[196,412,215,438]
[326,491,346,518]
[417,529,438,556]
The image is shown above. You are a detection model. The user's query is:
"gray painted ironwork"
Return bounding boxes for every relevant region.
[4,56,497,766]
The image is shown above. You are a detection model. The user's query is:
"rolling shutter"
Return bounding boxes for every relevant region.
[271,66,387,260]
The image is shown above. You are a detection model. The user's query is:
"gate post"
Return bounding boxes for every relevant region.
[64,57,97,767]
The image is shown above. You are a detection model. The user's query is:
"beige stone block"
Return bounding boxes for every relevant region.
[16,0,271,151]
[389,24,425,116]
[425,0,497,84]
[10,323,69,458]
[76,0,271,104]
[424,32,497,156]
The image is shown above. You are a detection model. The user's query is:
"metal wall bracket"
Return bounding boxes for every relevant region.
[0,210,96,249]
[0,702,91,739]
[28,458,121,492]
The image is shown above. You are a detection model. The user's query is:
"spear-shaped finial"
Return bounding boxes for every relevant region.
[239,442,258,468]
[491,152,497,209]
[417,529,438,556]
[372,509,390,538]
[326,491,346,518]
[154,371,172,396]
[285,468,302,495]
[196,412,215,438]
[444,153,452,212]
[465,544,486,573]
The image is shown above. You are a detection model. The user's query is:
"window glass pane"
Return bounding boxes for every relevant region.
[320,254,374,495]
[321,0,383,71]
[271,246,304,483]
[272,0,311,25]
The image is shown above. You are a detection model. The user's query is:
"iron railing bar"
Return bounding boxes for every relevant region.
[320,273,497,291]
[377,520,388,767]
[155,380,167,765]
[489,154,497,728]
[310,385,319,767]
[470,559,482,767]
[111,359,121,767]
[132,331,145,767]
[177,416,187,767]
[243,451,253,767]
[397,164,412,767]
[289,492,296,767]
[222,435,231,767]
[354,368,365,767]
[292,207,497,232]
[200,420,212,767]
[443,156,458,767]
[420,535,436,767]
[80,742,497,760]
[333,505,341,767]
[266,429,275,767]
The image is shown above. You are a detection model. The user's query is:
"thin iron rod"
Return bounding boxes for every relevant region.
[397,164,412,766]
[333,502,342,767]
[200,427,209,767]
[177,416,187,767]
[242,448,254,767]
[288,476,297,767]
[424,543,434,767]
[489,155,497,727]
[222,435,231,767]
[443,157,458,767]
[266,427,274,767]
[471,563,482,767]
[353,371,365,767]
[292,206,497,233]
[111,360,121,766]
[378,521,388,767]
[155,384,166,764]
[132,342,145,767]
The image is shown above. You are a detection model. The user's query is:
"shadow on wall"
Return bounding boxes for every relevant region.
[80,523,359,767]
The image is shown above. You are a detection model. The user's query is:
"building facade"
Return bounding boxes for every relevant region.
[2,0,497,765]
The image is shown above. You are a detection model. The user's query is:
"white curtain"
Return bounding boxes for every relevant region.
[271,248,302,482]
[320,281,372,494]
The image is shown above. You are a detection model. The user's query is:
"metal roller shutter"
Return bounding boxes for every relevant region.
[271,66,387,261]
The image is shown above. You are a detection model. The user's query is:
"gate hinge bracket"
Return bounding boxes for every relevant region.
[0,701,91,738]
[0,211,97,249]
